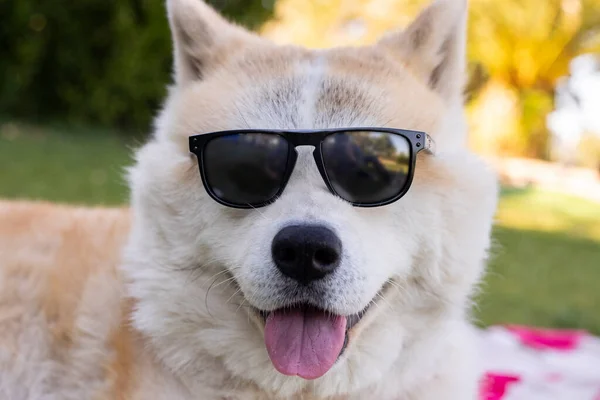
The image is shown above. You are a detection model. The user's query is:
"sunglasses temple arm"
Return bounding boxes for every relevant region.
[423,133,436,155]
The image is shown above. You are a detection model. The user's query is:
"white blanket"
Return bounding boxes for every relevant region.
[478,326,600,399]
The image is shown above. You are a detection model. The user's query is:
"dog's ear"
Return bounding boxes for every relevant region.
[377,0,468,102]
[167,0,259,84]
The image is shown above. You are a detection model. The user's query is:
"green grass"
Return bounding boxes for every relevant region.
[0,122,133,205]
[477,225,600,334]
[476,187,600,334]
[1,122,600,334]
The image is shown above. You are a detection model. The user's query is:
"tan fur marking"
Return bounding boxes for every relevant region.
[0,201,132,399]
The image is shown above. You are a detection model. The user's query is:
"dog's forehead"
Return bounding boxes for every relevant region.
[170,45,443,141]
[245,73,382,129]
[230,46,443,131]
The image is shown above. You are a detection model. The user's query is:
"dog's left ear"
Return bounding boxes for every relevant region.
[378,0,468,102]
[167,0,261,84]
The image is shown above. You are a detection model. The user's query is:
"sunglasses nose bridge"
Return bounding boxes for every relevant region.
[283,134,336,198]
[286,132,322,147]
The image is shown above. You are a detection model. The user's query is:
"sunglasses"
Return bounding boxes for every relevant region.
[188,128,435,209]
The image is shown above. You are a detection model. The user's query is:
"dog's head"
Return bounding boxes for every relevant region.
[123,0,498,397]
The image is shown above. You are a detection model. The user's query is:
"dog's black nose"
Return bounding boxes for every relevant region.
[271,225,342,285]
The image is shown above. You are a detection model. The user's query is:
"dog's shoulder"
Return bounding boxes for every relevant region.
[0,200,131,315]
[0,200,137,399]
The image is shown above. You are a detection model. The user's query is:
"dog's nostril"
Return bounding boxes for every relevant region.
[271,225,342,285]
[314,248,338,266]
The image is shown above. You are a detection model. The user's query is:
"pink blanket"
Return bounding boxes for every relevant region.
[478,325,600,399]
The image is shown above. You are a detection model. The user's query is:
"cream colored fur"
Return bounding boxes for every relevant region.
[0,0,498,398]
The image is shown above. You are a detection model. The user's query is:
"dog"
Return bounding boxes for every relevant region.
[0,0,498,398]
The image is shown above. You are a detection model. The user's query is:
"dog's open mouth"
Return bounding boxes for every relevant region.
[257,304,368,380]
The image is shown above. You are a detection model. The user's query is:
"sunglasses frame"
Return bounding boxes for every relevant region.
[189,127,435,209]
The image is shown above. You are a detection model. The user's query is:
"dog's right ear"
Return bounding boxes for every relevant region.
[167,0,258,84]
[377,0,468,103]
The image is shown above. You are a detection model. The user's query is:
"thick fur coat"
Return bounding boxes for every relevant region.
[0,0,498,398]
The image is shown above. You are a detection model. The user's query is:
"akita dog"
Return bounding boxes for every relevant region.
[0,0,498,398]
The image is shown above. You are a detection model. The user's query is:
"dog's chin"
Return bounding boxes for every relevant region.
[248,282,390,381]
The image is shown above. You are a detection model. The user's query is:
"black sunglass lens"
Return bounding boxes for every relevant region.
[322,131,411,204]
[203,133,290,206]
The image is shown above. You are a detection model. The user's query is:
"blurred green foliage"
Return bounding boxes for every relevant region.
[0,0,273,133]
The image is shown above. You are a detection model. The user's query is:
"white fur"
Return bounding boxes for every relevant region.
[119,0,499,398]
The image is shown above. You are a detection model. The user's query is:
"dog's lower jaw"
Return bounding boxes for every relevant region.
[133,316,479,400]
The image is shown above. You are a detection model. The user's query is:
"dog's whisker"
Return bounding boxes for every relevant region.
[212,275,238,288]
[385,278,399,289]
[204,273,236,318]
[235,298,248,315]
[247,203,268,221]
[375,292,393,311]
[174,257,221,272]
[207,266,240,279]
[228,303,252,308]
[177,258,229,285]
[226,288,243,305]
[386,278,407,295]
[367,297,382,313]
[194,266,240,287]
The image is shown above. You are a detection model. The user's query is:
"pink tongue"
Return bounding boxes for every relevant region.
[264,307,347,380]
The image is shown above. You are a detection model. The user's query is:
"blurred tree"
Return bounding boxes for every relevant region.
[261,0,600,159]
[0,0,273,133]
[468,0,600,158]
